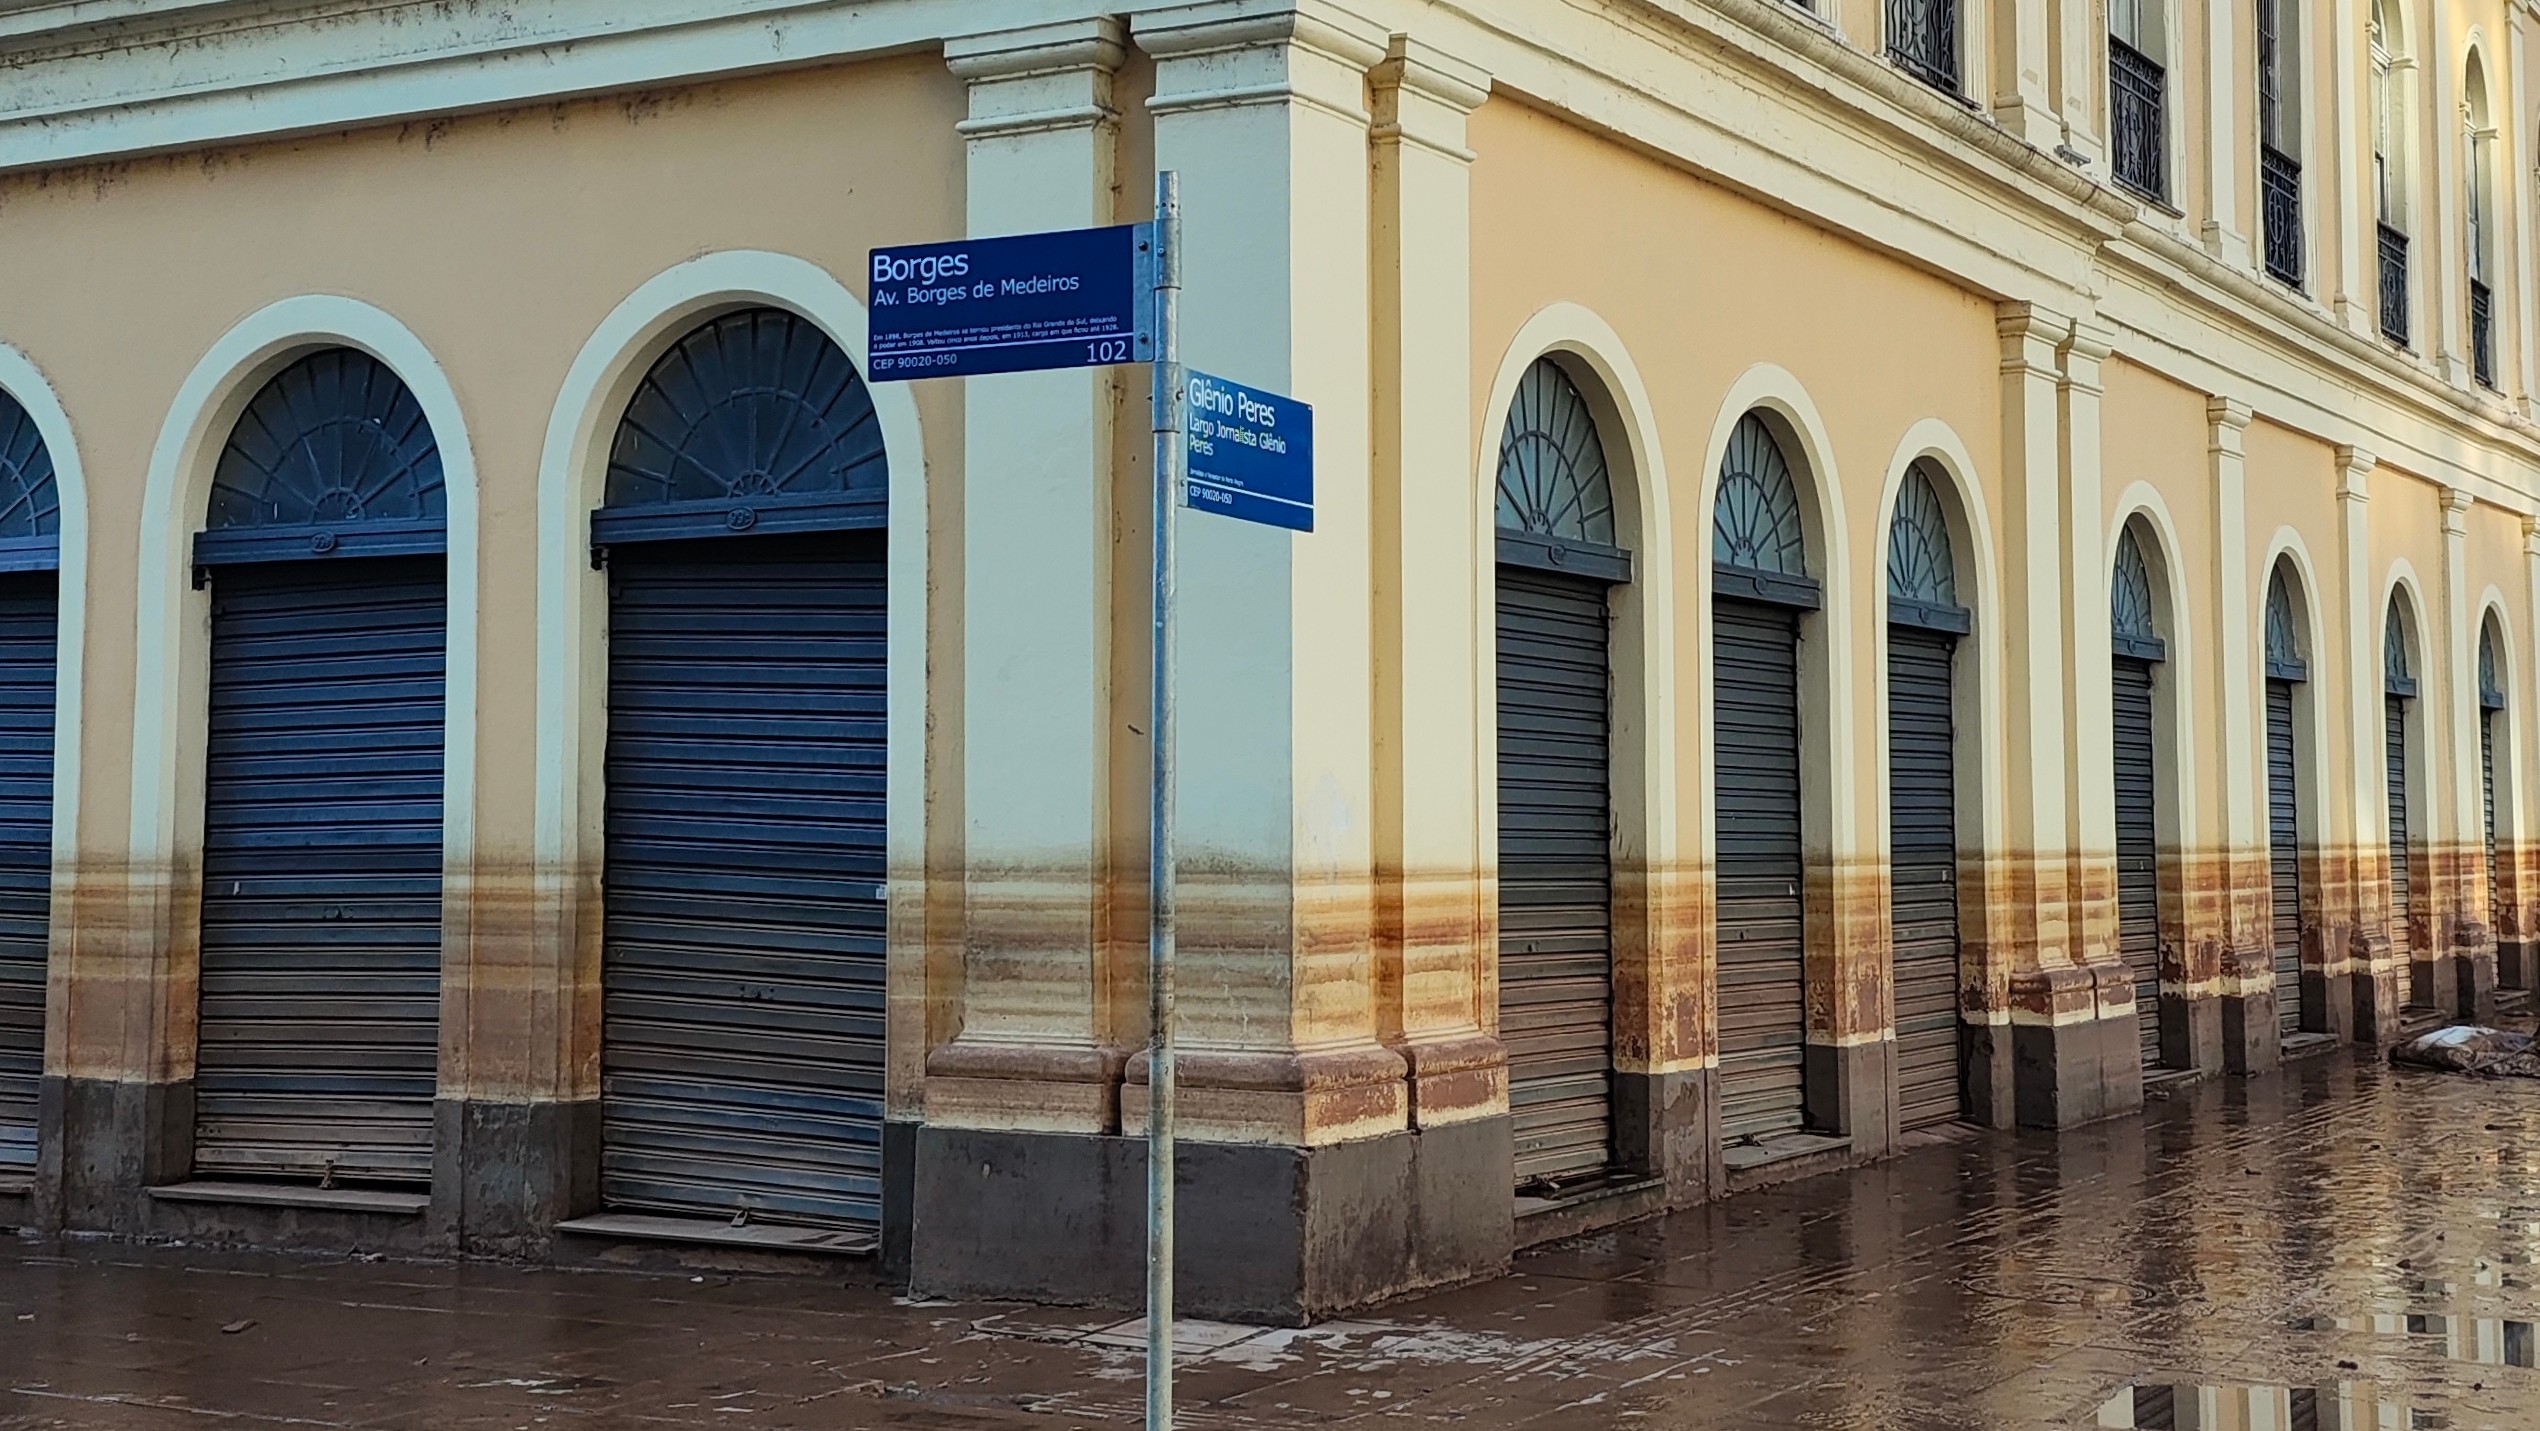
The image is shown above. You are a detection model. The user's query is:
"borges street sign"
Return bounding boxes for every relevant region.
[867,225,1152,380]
[1184,371,1312,532]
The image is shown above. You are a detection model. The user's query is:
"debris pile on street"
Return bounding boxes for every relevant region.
[2390,1024,2540,1077]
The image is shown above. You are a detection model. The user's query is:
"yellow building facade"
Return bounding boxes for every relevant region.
[0,0,2533,1323]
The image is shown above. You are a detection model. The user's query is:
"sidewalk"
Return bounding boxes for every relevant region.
[5,1054,2537,1429]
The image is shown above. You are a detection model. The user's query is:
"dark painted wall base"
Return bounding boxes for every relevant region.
[1964,1021,2016,1128]
[437,1097,598,1256]
[50,1075,192,1234]
[2012,1010,2143,1129]
[1614,1067,1711,1203]
[907,1118,1513,1325]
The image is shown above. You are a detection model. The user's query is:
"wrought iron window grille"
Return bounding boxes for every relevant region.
[2471,279,2497,390]
[2261,147,2304,289]
[2378,223,2411,347]
[2109,38,2167,202]
[1885,0,1960,95]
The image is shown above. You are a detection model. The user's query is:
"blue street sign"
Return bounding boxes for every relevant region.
[1184,371,1312,532]
[866,225,1152,380]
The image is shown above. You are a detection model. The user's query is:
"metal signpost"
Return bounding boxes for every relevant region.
[871,172,1308,1431]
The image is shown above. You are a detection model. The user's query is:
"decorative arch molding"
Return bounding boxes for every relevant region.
[1872,420,2002,631]
[2106,485,2192,670]
[0,342,90,953]
[1690,364,1851,602]
[2264,561,2307,679]
[532,249,929,1105]
[2478,596,2511,709]
[130,297,481,1008]
[1473,303,1680,885]
[2260,527,2329,677]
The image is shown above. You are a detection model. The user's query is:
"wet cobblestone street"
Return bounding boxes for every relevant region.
[5,1052,2539,1429]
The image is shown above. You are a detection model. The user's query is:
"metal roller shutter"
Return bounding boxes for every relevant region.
[0,575,53,1170]
[2113,657,2162,1069]
[2388,695,2425,1007]
[194,558,446,1185]
[2266,681,2304,1039]
[1716,597,1807,1142]
[2483,710,2499,956]
[1888,624,1961,1131]
[602,532,887,1233]
[1496,565,1615,1189]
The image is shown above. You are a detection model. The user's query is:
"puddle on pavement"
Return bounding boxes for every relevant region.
[2096,1381,2444,1428]
[2289,1312,2539,1368]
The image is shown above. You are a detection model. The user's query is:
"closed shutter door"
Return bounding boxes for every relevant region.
[603,533,887,1232]
[1888,625,1961,1131]
[2388,695,2425,1006]
[1716,597,1807,1142]
[1495,565,1614,1188]
[2483,710,2499,950]
[0,576,53,1170]
[2266,681,2304,1039]
[195,558,445,1184]
[2113,657,2162,1069]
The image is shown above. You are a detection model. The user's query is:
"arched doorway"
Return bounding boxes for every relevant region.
[2262,564,2314,1042]
[1492,357,1631,1196]
[1712,413,1821,1144]
[190,348,448,1187]
[0,389,59,1173]
[2384,599,2426,1010]
[593,307,890,1237]
[1885,463,1969,1131]
[2110,523,2169,1072]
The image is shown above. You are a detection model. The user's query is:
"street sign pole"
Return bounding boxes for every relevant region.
[1145,169,1183,1431]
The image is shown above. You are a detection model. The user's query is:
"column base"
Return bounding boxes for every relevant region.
[2220,945,2279,1075]
[907,1118,1512,1324]
[2008,963,2141,1128]
[1614,1065,1712,1202]
[48,1074,193,1235]
[436,1096,598,1256]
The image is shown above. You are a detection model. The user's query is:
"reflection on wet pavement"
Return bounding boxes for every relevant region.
[4,1053,2538,1428]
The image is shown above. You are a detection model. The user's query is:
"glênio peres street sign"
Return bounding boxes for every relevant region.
[1183,371,1312,532]
[866,224,1153,380]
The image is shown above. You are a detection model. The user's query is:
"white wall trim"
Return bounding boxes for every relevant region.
[0,343,89,1077]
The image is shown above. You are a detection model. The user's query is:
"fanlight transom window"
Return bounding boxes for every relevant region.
[2264,567,2304,678]
[1886,463,1959,610]
[209,349,443,531]
[607,308,885,511]
[2111,527,2161,647]
[1494,358,1618,548]
[2385,602,2414,693]
[0,389,59,545]
[1713,414,1808,578]
[2480,624,2505,708]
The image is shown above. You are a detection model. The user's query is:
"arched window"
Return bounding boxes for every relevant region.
[2111,525,2164,659]
[2264,565,2306,679]
[2385,601,2416,694]
[2109,0,2170,201]
[2481,622,2506,710]
[1713,413,1809,594]
[0,389,60,571]
[1495,359,1619,545]
[2465,52,2499,388]
[2257,0,2304,286]
[596,307,885,549]
[1886,461,1965,632]
[195,348,444,568]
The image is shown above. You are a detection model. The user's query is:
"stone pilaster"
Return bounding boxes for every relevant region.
[1985,0,2057,149]
[2208,398,2276,1074]
[2329,0,2376,337]
[2197,0,2249,269]
[2507,516,2540,993]
[2048,0,2101,166]
[1993,304,2132,1129]
[2438,487,2495,1021]
[2335,447,2399,1043]
[922,19,1130,1140]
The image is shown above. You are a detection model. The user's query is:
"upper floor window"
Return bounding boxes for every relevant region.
[2370,0,2410,346]
[2465,52,2498,389]
[1886,0,1960,95]
[2257,0,2304,287]
[2108,0,2168,202]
